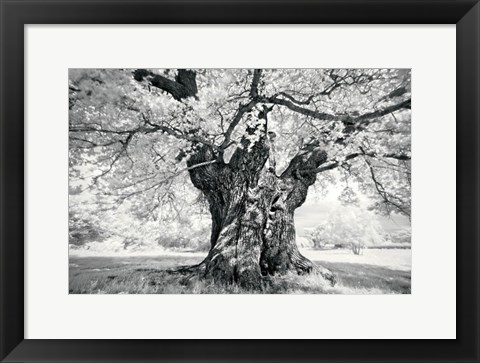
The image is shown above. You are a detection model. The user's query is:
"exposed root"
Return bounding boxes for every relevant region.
[161,248,336,290]
[293,260,336,287]
[290,246,336,286]
[313,264,337,287]
[165,262,335,290]
[166,260,207,285]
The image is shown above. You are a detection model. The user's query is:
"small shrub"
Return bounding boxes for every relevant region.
[350,242,364,255]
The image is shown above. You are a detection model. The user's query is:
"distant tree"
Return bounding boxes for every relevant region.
[68,198,108,246]
[305,227,327,249]
[309,206,387,254]
[69,195,211,253]
[69,69,411,287]
[386,228,412,245]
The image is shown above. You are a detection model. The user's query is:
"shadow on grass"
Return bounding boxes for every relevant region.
[69,255,410,294]
[315,261,411,294]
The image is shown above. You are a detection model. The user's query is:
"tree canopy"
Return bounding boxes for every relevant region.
[69,68,411,222]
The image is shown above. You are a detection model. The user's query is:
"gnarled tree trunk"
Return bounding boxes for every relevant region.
[186,122,335,288]
[134,68,335,288]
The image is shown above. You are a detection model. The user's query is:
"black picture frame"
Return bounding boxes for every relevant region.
[1,1,478,362]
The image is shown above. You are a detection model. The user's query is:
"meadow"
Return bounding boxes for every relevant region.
[69,248,411,294]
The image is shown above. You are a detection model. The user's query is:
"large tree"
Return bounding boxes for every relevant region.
[69,68,411,288]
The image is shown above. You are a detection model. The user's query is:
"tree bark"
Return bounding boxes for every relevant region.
[260,145,336,285]
[186,135,336,288]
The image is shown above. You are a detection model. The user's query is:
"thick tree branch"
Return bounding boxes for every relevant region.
[312,151,411,173]
[250,69,262,98]
[70,116,220,151]
[261,95,340,121]
[260,95,411,125]
[133,69,197,101]
[353,99,411,124]
[110,160,218,201]
[220,69,264,149]
[276,91,317,105]
[220,99,258,149]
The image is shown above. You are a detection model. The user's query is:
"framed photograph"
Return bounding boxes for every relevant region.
[1,0,478,362]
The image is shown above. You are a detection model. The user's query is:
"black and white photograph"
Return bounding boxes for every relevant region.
[69,68,411,294]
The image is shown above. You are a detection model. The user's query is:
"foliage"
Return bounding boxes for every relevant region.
[69,210,107,246]
[68,68,411,251]
[305,206,387,253]
[69,193,210,252]
[386,228,412,245]
[69,191,108,246]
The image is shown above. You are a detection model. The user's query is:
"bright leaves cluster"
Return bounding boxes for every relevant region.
[69,68,411,228]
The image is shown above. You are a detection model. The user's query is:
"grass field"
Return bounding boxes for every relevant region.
[69,248,410,294]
